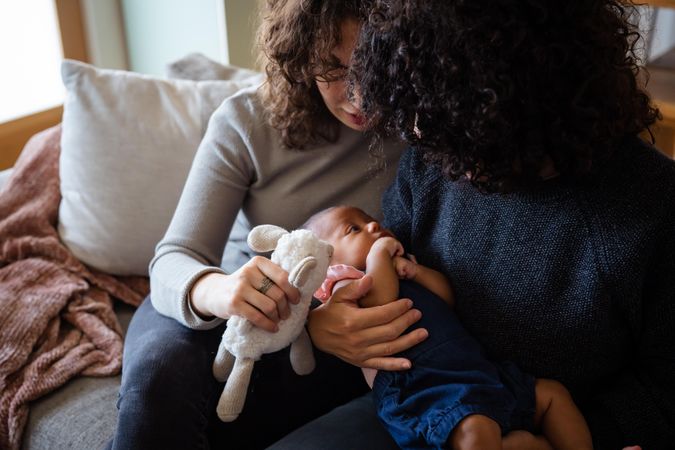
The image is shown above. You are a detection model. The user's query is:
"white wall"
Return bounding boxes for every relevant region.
[120,0,225,76]
[116,0,260,76]
[81,0,128,70]
[649,8,675,60]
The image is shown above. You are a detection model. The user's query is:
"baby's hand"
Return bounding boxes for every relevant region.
[394,256,418,280]
[371,237,404,258]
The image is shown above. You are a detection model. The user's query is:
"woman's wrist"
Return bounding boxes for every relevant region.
[306,307,329,347]
[189,272,226,319]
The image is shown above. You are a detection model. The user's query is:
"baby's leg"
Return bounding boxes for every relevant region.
[534,379,593,450]
[448,414,503,450]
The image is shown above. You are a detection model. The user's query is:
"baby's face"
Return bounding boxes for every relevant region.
[313,206,394,270]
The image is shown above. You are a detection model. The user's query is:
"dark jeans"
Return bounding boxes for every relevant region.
[107,296,379,450]
[267,393,399,450]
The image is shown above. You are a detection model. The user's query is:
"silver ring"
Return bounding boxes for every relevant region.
[257,276,275,295]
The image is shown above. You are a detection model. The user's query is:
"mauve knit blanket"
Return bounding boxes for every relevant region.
[0,126,148,450]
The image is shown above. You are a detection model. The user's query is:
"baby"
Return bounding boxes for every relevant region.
[304,205,593,450]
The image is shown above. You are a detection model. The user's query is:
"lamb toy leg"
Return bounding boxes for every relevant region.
[213,341,236,382]
[216,357,255,422]
[212,225,333,422]
[290,328,315,375]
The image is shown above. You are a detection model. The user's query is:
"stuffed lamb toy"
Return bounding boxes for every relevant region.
[213,224,334,422]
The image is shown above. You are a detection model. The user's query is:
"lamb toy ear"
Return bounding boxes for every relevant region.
[288,256,317,288]
[247,225,289,253]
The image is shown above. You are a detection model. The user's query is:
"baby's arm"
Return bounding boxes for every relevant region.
[394,256,454,307]
[359,237,404,308]
[533,379,593,450]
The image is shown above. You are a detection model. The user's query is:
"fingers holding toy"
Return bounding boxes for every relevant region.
[250,256,300,305]
[238,256,300,324]
[192,272,280,332]
[230,296,281,332]
[189,256,300,332]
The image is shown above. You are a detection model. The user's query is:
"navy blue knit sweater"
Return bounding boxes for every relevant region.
[382,139,675,450]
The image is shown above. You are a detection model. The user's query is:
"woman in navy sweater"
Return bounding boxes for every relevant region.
[339,0,675,448]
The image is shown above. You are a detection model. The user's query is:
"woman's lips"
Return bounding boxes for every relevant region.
[347,112,366,126]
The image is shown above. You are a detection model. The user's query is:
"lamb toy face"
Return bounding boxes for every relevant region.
[212,225,333,422]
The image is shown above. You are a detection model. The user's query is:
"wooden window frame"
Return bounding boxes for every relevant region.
[645,0,675,8]
[0,0,88,170]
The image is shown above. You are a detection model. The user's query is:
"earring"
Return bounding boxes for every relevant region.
[413,113,422,139]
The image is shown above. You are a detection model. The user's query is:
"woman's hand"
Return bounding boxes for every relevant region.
[190,256,300,332]
[307,275,428,370]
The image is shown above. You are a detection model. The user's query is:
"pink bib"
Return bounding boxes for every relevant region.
[314,264,365,301]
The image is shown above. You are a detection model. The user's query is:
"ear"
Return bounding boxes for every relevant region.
[288,256,317,288]
[247,225,288,253]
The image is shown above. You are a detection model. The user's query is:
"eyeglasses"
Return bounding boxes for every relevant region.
[314,64,348,83]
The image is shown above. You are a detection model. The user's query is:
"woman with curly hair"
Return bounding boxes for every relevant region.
[105,1,426,448]
[307,0,672,448]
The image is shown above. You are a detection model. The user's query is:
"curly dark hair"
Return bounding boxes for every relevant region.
[351,0,661,192]
[258,0,366,149]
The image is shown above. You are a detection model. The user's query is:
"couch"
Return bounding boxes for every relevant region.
[0,54,262,450]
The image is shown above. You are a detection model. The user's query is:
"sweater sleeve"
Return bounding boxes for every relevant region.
[148,93,256,329]
[582,230,675,449]
[382,148,414,252]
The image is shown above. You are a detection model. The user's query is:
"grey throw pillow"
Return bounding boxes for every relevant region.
[166,52,260,81]
[58,60,262,275]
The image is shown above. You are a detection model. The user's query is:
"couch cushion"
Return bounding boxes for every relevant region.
[22,303,135,450]
[58,60,262,275]
[23,376,121,450]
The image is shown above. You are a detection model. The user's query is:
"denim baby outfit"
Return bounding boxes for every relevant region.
[317,262,537,449]
[372,280,536,449]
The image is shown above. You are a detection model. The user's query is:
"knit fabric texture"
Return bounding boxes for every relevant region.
[382,139,675,450]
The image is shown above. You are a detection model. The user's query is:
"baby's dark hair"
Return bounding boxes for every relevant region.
[351,0,660,192]
[300,206,337,237]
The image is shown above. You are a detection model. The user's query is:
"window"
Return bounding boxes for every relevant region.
[0,1,64,122]
[0,0,87,170]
